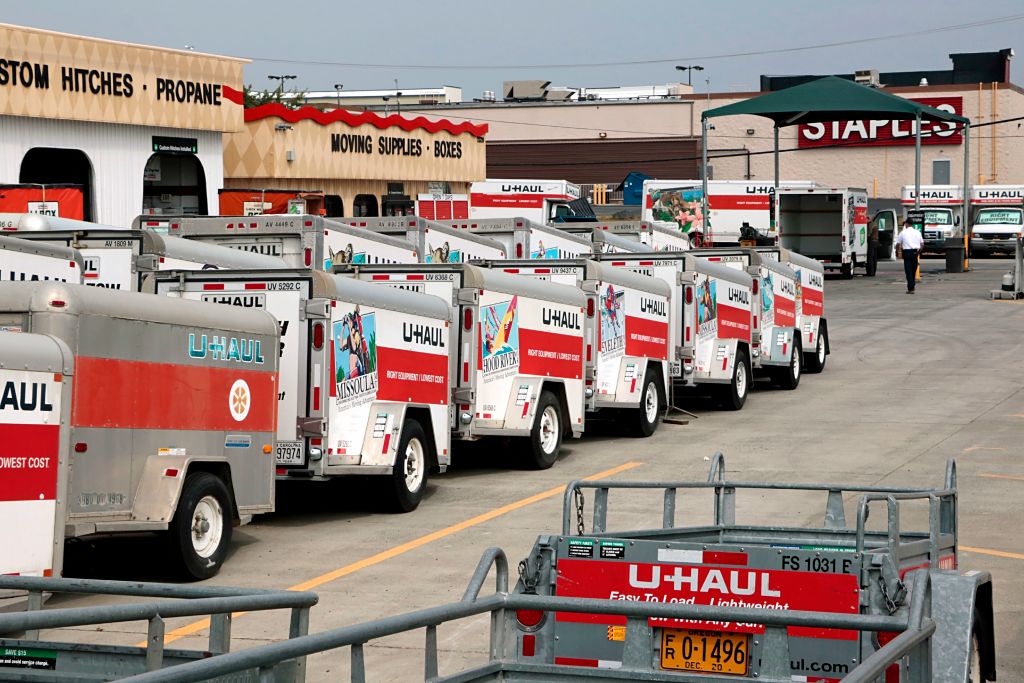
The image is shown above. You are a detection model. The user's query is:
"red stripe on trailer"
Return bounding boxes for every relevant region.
[639,261,653,266]
[629,378,636,393]
[0,424,60,502]
[203,283,225,290]
[625,315,669,360]
[554,657,599,668]
[519,328,585,380]
[504,268,520,273]
[72,357,277,432]
[533,268,551,274]
[776,295,796,328]
[330,342,338,398]
[703,551,748,566]
[313,386,321,412]
[407,274,425,281]
[521,401,530,417]
[84,273,98,279]
[803,288,824,317]
[376,347,449,405]
[245,283,267,290]
[722,356,729,371]
[372,275,390,280]
[381,432,391,454]
[716,302,752,342]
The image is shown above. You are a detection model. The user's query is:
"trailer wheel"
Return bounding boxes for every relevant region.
[632,369,662,437]
[169,472,232,581]
[774,339,802,390]
[720,349,750,411]
[804,326,828,374]
[526,390,562,469]
[389,419,430,513]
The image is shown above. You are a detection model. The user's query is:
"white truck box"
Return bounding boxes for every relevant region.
[148,214,419,269]
[470,179,582,224]
[0,234,84,284]
[441,216,591,260]
[777,186,868,277]
[338,215,507,262]
[338,263,586,468]
[154,269,451,511]
[969,185,1024,256]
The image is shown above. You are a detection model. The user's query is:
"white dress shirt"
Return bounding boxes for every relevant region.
[896,227,923,251]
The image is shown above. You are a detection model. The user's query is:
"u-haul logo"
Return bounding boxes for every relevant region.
[202,293,266,308]
[727,287,750,305]
[188,334,266,364]
[402,323,446,348]
[542,307,580,330]
[0,381,55,411]
[628,565,781,597]
[807,272,824,289]
[779,279,796,297]
[640,297,666,317]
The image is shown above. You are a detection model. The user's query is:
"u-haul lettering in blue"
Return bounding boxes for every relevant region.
[188,334,265,364]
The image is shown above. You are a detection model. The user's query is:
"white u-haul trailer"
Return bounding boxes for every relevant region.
[776,186,868,278]
[563,221,691,252]
[338,263,586,468]
[338,215,507,263]
[13,228,283,291]
[485,259,672,436]
[553,226,650,255]
[152,269,452,512]
[0,234,84,284]
[441,216,592,260]
[145,214,419,269]
[593,252,756,410]
[756,246,829,373]
[694,248,803,388]
[0,281,280,579]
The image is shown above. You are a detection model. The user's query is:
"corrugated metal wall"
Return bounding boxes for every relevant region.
[485,137,700,185]
[0,116,223,228]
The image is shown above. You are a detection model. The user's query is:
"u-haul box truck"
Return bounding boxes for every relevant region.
[969,185,1024,256]
[339,215,507,262]
[153,269,451,511]
[15,228,283,291]
[756,247,828,373]
[900,184,965,253]
[776,186,868,278]
[562,221,690,252]
[0,235,84,284]
[150,214,419,268]
[339,263,586,469]
[593,252,755,410]
[441,217,591,260]
[470,179,582,224]
[0,282,279,579]
[694,248,802,389]
[487,259,671,436]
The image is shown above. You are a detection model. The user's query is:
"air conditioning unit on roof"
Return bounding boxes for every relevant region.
[854,69,880,87]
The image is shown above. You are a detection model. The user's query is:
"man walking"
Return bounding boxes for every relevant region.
[896,218,923,294]
[866,218,880,277]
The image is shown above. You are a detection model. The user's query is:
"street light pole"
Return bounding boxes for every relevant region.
[675,64,704,86]
[334,83,344,108]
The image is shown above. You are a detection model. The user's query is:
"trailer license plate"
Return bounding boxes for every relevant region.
[275,441,303,465]
[660,629,748,675]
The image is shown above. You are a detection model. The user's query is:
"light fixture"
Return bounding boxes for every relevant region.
[746,128,755,136]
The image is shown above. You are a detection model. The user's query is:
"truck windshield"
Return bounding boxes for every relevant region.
[923,210,952,225]
[975,208,1023,225]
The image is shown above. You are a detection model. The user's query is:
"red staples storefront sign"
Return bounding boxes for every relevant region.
[798,96,962,148]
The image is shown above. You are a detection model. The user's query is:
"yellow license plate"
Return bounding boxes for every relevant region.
[660,629,750,675]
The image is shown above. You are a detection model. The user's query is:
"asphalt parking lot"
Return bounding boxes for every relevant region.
[51,256,1024,680]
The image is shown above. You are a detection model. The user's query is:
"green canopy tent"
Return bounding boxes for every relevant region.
[701,76,972,236]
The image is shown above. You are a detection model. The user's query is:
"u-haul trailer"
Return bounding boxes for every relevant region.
[337,215,507,262]
[0,235,84,284]
[554,226,648,255]
[900,185,965,254]
[0,213,121,234]
[339,263,586,469]
[694,248,802,389]
[593,252,755,410]
[562,220,691,252]
[485,259,671,437]
[776,186,868,278]
[756,246,829,373]
[148,214,419,268]
[14,228,283,291]
[441,216,592,260]
[0,281,280,579]
[153,269,451,511]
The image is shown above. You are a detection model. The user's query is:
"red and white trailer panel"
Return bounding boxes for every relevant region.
[441,217,591,260]
[757,247,828,373]
[564,221,691,252]
[0,234,83,284]
[338,215,507,263]
[339,263,586,468]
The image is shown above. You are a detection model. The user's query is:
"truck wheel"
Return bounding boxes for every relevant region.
[774,339,802,390]
[804,326,828,374]
[526,390,562,469]
[632,370,662,437]
[720,349,750,411]
[389,419,430,513]
[169,472,232,581]
[841,257,854,279]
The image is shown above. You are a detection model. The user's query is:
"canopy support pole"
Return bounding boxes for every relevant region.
[701,117,709,247]
[963,123,971,271]
[914,112,922,211]
[774,125,780,239]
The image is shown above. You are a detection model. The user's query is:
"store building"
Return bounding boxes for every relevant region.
[222,104,488,217]
[0,23,246,227]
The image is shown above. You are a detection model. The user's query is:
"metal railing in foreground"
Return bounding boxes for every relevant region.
[116,548,935,683]
[0,575,318,681]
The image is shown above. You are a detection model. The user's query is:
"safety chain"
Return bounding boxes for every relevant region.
[573,486,586,536]
[518,558,538,595]
[878,576,907,615]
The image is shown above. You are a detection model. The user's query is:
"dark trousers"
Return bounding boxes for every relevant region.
[902,249,919,291]
[866,239,879,276]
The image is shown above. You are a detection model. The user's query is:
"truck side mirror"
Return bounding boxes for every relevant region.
[955,215,961,227]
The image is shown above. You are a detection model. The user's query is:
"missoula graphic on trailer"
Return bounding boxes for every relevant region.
[697,278,718,338]
[425,242,461,263]
[530,240,559,260]
[333,306,378,406]
[481,297,520,378]
[600,284,625,355]
[325,243,367,269]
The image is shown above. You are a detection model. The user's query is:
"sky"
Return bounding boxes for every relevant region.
[4,0,1024,96]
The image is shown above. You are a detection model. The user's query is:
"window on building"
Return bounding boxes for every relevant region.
[141,153,207,216]
[353,194,379,217]
[19,148,95,221]
[324,194,344,217]
[932,159,951,185]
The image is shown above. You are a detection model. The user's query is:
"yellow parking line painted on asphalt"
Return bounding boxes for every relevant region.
[978,473,1024,481]
[151,460,643,647]
[961,546,1024,561]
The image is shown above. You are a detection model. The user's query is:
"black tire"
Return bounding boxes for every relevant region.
[774,338,802,390]
[804,325,828,374]
[841,256,855,279]
[388,419,430,513]
[631,369,662,437]
[526,390,562,469]
[168,472,233,581]
[720,349,750,411]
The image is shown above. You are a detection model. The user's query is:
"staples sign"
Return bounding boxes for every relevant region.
[798,97,962,148]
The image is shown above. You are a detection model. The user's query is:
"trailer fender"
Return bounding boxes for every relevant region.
[403,405,446,472]
[540,379,579,439]
[930,569,996,682]
[131,456,237,526]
